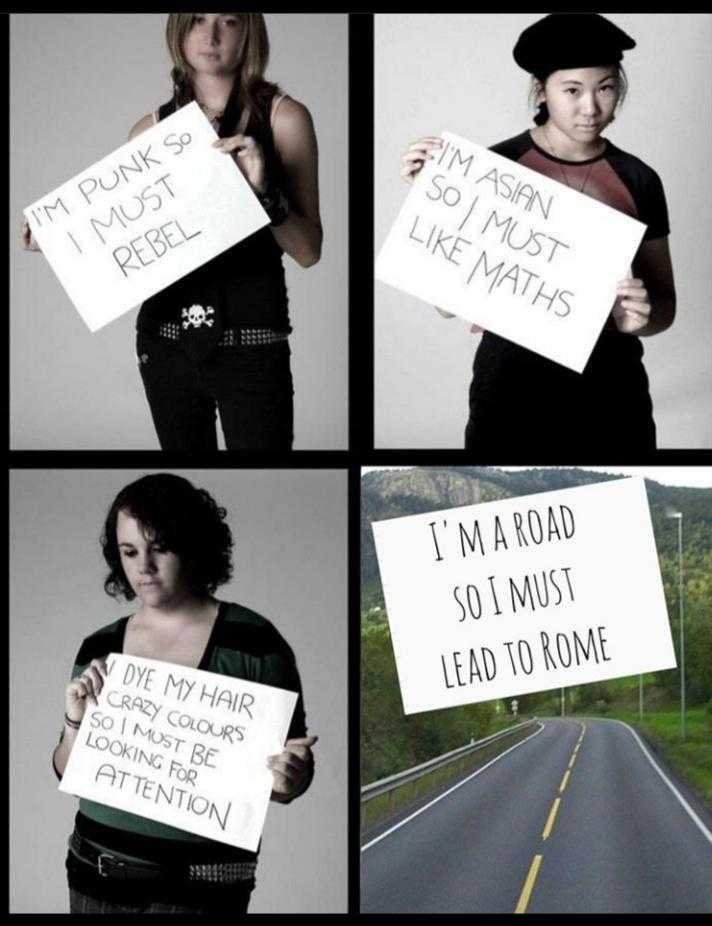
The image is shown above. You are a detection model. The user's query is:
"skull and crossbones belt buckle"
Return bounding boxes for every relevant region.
[175,302,224,361]
[182,303,215,330]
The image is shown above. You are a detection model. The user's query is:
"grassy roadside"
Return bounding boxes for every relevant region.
[570,705,712,813]
[361,717,535,833]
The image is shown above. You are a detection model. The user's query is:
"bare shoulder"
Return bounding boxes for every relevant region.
[272,96,315,139]
[128,113,155,141]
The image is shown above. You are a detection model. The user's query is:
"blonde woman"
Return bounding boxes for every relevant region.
[22,13,322,451]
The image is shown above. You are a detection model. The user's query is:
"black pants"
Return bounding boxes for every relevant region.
[136,330,294,451]
[465,332,656,454]
[69,884,252,915]
[69,885,252,914]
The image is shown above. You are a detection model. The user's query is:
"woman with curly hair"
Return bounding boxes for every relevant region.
[22,12,321,451]
[52,473,316,914]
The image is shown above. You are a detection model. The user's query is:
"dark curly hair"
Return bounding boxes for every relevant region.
[101,473,233,601]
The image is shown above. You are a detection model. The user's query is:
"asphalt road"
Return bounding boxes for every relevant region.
[361,718,712,913]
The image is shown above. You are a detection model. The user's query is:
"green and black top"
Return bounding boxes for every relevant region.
[60,601,306,899]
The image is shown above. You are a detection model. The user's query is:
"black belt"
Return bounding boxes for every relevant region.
[157,322,289,346]
[69,832,256,884]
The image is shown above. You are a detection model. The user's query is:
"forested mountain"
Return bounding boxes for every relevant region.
[362,466,712,603]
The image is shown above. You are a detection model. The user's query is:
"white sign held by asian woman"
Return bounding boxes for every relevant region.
[372,477,675,715]
[375,131,647,373]
[59,654,297,850]
[24,102,269,332]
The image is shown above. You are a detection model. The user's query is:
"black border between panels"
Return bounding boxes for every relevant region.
[350,12,374,454]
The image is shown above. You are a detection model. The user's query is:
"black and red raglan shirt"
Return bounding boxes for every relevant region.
[466,130,670,452]
[490,130,669,239]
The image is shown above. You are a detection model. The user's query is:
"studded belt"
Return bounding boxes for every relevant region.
[157,321,288,347]
[69,832,257,884]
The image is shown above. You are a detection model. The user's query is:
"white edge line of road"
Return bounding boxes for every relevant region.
[608,718,712,847]
[361,720,546,852]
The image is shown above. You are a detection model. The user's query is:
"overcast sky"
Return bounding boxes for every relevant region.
[361,466,712,489]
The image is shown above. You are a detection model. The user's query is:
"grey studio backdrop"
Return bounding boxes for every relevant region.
[9,469,347,913]
[11,14,347,450]
[375,13,712,449]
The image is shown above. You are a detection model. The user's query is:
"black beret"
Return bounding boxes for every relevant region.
[513,13,636,79]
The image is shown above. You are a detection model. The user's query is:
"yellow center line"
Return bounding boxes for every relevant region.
[541,797,561,840]
[514,721,585,914]
[514,854,543,914]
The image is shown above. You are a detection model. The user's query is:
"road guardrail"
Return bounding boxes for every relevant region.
[362,718,538,803]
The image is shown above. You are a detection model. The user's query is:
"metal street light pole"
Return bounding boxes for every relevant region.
[667,511,685,741]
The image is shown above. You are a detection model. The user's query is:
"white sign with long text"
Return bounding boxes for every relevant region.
[59,654,297,850]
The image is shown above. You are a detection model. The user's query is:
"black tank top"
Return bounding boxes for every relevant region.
[137,95,290,334]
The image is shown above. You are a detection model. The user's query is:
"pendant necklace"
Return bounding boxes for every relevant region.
[541,125,598,196]
[197,99,225,125]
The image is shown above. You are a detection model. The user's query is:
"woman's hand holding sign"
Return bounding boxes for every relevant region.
[66,657,109,722]
[20,216,42,252]
[213,134,266,194]
[268,734,318,803]
[54,656,108,778]
[612,277,651,334]
[400,136,442,184]
[401,138,485,335]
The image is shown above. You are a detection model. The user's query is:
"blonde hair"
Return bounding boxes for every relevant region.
[165,13,280,133]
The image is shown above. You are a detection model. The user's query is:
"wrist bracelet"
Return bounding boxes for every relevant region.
[64,713,81,729]
[258,184,290,227]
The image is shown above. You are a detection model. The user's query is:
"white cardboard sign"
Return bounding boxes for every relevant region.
[24,102,269,332]
[372,477,676,715]
[59,654,297,850]
[375,131,647,373]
